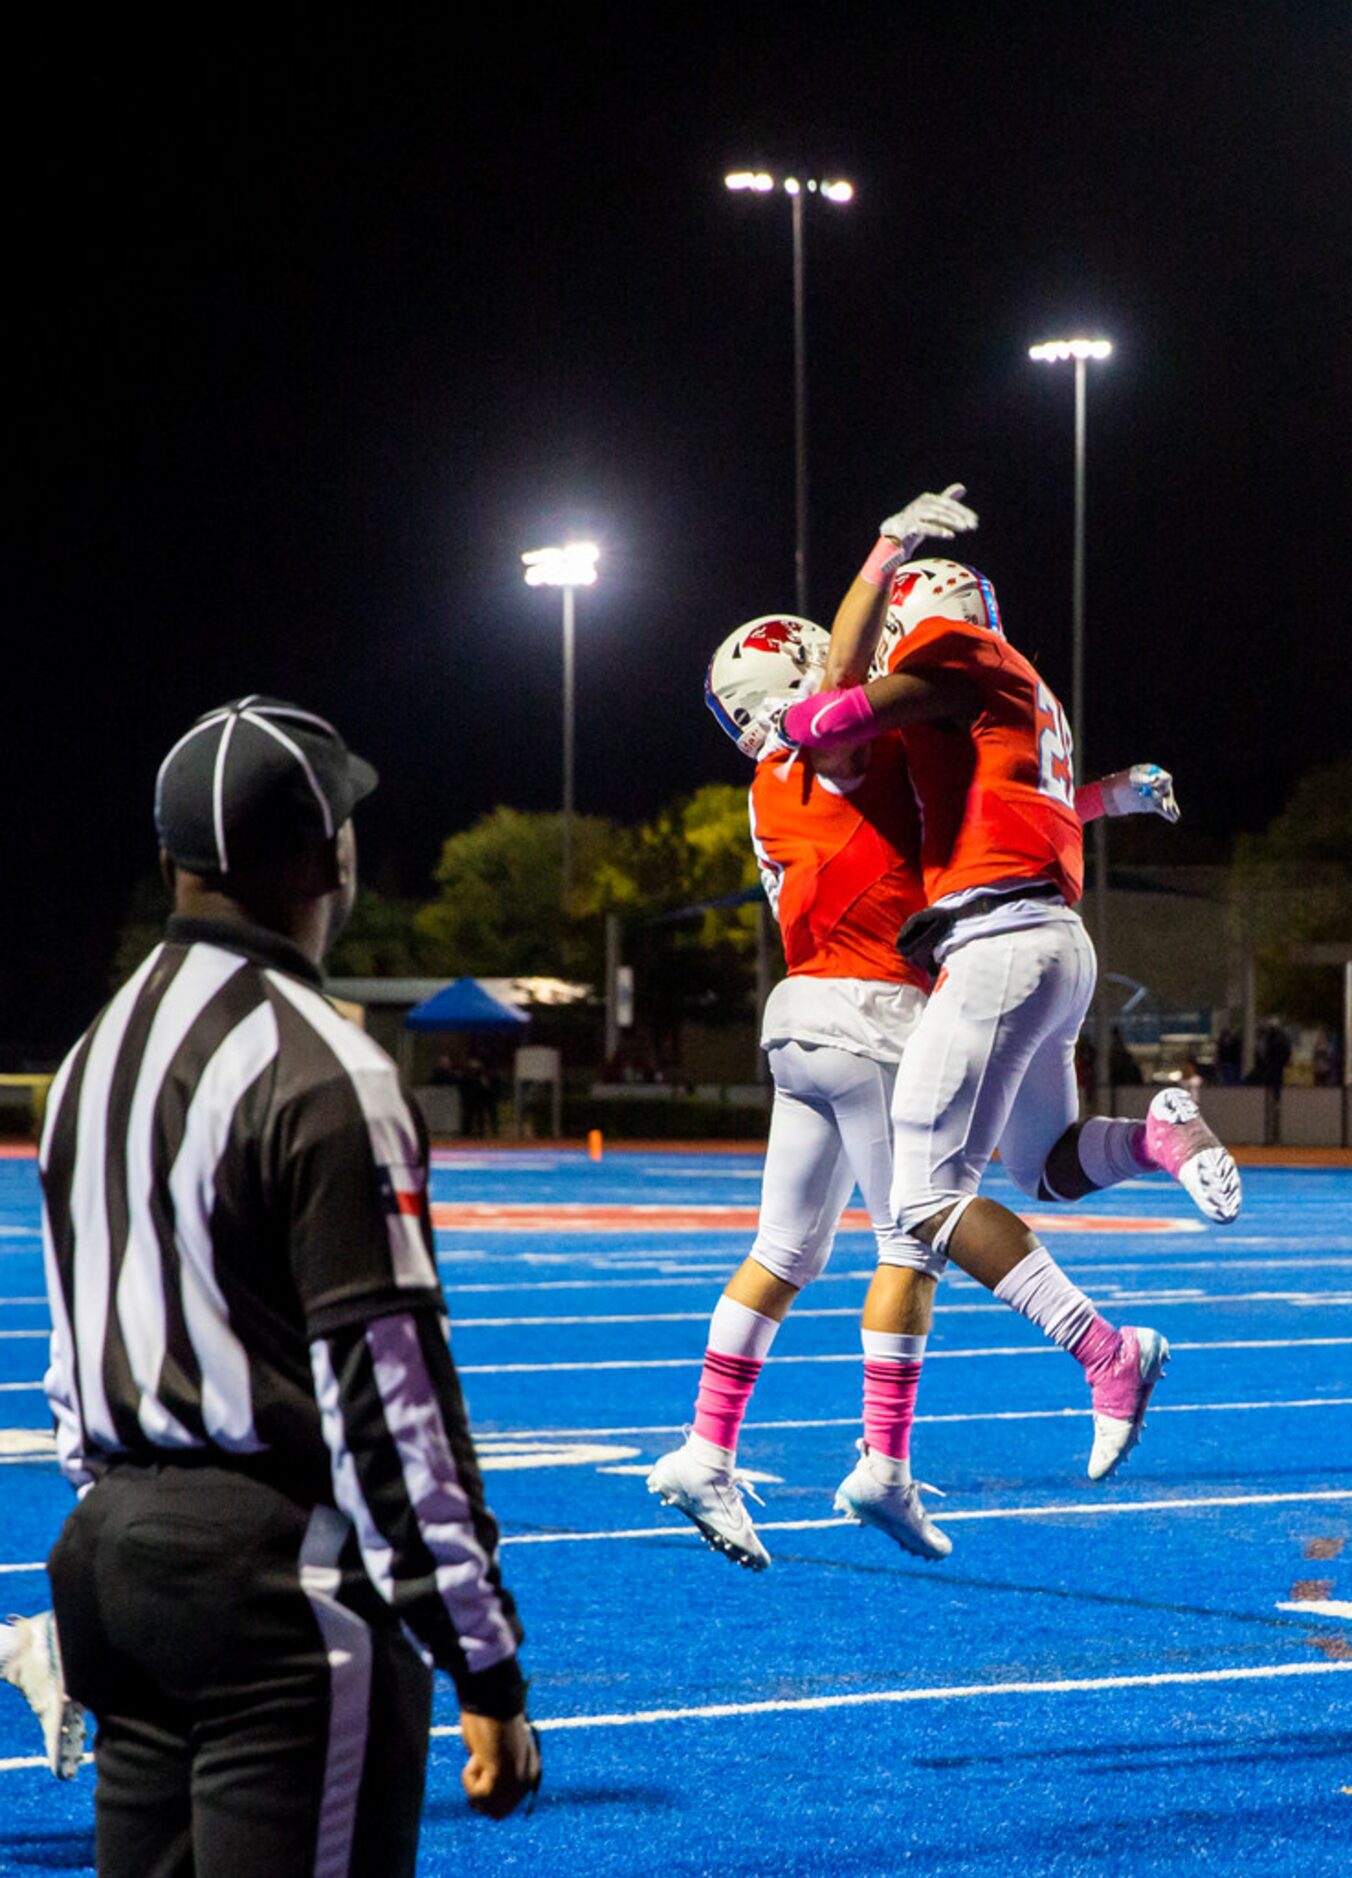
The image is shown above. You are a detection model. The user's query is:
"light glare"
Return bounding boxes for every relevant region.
[725,171,774,192]
[821,180,854,202]
[783,177,801,195]
[1029,338,1113,363]
[522,542,600,588]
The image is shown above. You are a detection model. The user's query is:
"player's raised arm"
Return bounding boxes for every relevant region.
[778,661,978,752]
[824,485,978,688]
[1076,764,1180,824]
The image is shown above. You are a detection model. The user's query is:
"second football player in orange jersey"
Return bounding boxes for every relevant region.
[648,488,984,1569]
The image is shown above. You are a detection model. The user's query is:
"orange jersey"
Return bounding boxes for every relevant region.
[749,733,929,988]
[885,616,1085,905]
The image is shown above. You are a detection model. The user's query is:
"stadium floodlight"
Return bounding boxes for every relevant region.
[522,542,601,905]
[1029,338,1113,363]
[1029,333,1115,1107]
[723,168,855,615]
[521,541,600,587]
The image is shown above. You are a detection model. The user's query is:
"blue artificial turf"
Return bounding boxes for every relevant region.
[1,1150,1349,1875]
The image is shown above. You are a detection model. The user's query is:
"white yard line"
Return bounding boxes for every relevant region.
[486,1396,1352,1440]
[499,1487,1352,1547]
[425,1659,1352,1737]
[455,1336,1352,1375]
[432,1258,1352,1290]
[442,1291,1352,1327]
[1275,1600,1352,1620]
[4,1660,1347,1771]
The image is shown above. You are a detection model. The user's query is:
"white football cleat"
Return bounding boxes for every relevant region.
[646,1440,770,1571]
[2,1612,85,1779]
[1144,1088,1242,1224]
[833,1442,951,1560]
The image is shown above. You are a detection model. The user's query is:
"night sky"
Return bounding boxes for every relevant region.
[8,4,1350,1058]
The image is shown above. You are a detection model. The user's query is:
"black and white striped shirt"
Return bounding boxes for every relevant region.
[39,915,524,1718]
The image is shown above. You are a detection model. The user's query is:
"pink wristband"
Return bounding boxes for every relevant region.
[1075,781,1105,823]
[782,685,879,750]
[859,535,905,588]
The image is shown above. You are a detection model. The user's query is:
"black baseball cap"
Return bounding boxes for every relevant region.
[155,696,379,875]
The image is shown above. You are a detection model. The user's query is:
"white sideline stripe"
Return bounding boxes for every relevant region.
[0,1561,44,1573]
[490,1396,1352,1440]
[1276,1600,1352,1620]
[458,1336,1352,1375]
[500,1487,1352,1546]
[448,1291,1352,1327]
[422,1660,1352,1738]
[3,1394,1349,1471]
[429,1259,1352,1291]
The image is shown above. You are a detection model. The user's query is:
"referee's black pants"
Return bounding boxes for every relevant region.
[49,1463,433,1878]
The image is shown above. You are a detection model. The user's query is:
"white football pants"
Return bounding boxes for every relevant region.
[751,1041,940,1288]
[889,916,1098,1248]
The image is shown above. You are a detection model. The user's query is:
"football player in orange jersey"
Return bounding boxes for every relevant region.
[648,488,980,1569]
[775,507,1241,1509]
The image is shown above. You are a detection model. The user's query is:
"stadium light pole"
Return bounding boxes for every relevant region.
[725,170,854,617]
[522,541,600,909]
[1030,337,1115,1110]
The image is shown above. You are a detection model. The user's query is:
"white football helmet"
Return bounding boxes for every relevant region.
[871,558,1004,674]
[705,615,828,755]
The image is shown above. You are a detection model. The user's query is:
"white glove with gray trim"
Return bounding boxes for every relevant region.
[878,484,979,558]
[1098,764,1180,822]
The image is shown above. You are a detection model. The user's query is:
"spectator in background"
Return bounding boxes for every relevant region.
[1312,1028,1338,1088]
[1215,1025,1243,1087]
[430,1053,457,1087]
[461,1053,487,1136]
[1179,1055,1204,1103]
[1254,1019,1292,1095]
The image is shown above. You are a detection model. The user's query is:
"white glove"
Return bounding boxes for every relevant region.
[878,484,979,558]
[1098,763,1180,822]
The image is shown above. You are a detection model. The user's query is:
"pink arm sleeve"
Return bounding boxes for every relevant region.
[781,685,880,750]
[1075,781,1106,823]
[858,535,906,589]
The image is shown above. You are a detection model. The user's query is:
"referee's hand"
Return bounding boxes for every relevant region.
[460,1711,541,1818]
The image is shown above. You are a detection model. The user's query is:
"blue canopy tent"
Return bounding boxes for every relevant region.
[404,978,529,1033]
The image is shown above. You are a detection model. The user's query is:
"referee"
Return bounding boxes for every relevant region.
[40,697,538,1876]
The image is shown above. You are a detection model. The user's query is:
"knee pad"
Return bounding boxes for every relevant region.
[875,1228,949,1280]
[750,1227,835,1290]
[896,1191,979,1261]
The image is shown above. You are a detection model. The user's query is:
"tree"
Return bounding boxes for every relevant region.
[616,784,764,1053]
[1230,755,1352,1023]
[326,884,430,978]
[413,808,622,981]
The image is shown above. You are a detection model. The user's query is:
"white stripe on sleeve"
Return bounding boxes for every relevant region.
[364,1313,519,1675]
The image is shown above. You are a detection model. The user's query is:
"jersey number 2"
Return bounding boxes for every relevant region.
[1035,682,1075,806]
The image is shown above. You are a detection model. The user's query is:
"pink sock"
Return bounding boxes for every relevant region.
[863,1360,924,1460]
[693,1350,764,1451]
[1071,1313,1124,1384]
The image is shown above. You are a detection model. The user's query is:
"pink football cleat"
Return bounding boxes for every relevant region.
[1087,1326,1170,1481]
[1144,1088,1242,1224]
